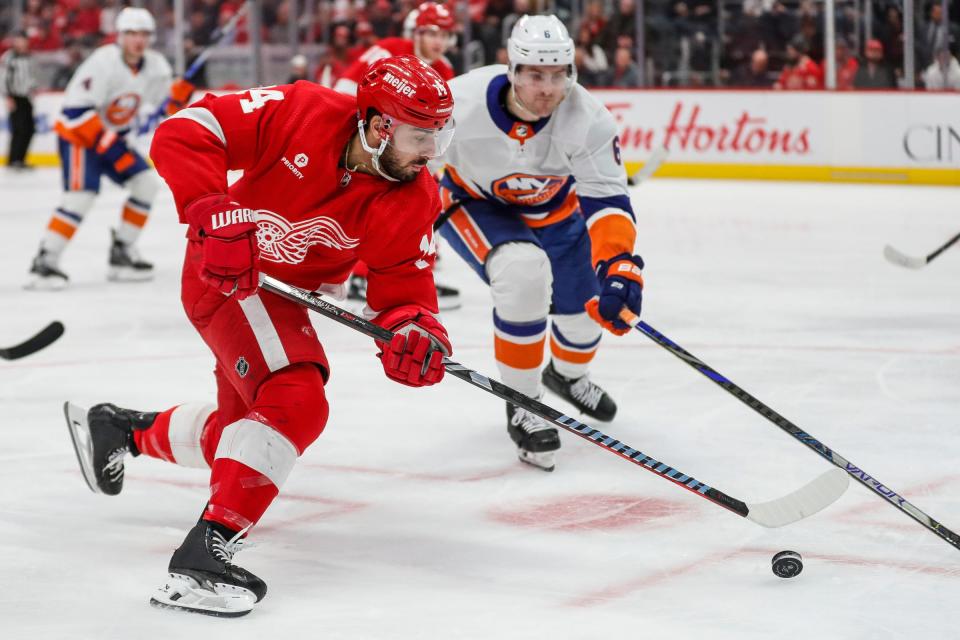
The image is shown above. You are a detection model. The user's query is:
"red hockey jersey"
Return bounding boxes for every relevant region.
[334,38,454,95]
[150,81,442,314]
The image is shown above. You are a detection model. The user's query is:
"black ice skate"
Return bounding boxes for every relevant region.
[26,248,69,290]
[108,229,154,282]
[434,282,461,311]
[150,520,266,618]
[63,402,155,495]
[348,273,461,311]
[542,361,618,422]
[506,402,560,472]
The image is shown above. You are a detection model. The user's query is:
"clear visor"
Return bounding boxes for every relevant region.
[512,66,575,93]
[383,117,456,158]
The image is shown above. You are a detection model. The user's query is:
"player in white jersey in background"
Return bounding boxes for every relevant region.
[434,15,644,471]
[26,7,194,289]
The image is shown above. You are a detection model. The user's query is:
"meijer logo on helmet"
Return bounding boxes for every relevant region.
[383,72,417,98]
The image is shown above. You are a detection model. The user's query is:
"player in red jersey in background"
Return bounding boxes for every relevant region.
[336,2,462,309]
[334,2,456,96]
[64,56,455,618]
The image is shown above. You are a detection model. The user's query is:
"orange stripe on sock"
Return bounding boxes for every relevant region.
[48,216,77,239]
[549,335,597,365]
[495,335,545,370]
[449,209,490,263]
[122,205,149,227]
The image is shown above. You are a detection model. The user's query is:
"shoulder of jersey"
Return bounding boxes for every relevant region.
[376,37,413,55]
[295,82,356,111]
[556,82,614,129]
[452,63,506,86]
[144,49,173,76]
[83,44,120,66]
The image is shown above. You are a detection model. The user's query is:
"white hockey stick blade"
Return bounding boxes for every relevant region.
[64,402,101,494]
[628,147,669,186]
[883,244,927,270]
[745,468,850,528]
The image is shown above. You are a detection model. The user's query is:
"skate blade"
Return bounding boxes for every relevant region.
[108,267,154,282]
[24,275,68,291]
[63,402,102,494]
[150,574,255,618]
[518,449,556,472]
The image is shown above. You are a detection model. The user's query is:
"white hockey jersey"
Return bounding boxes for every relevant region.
[55,44,172,146]
[435,64,636,263]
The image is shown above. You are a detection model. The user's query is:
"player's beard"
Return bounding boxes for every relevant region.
[379,145,429,183]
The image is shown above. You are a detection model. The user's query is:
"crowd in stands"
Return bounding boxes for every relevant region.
[1,0,958,89]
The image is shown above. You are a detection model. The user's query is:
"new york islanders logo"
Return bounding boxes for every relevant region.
[256,210,359,265]
[492,173,567,206]
[105,93,141,126]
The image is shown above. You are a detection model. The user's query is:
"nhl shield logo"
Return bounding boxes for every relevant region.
[235,356,250,378]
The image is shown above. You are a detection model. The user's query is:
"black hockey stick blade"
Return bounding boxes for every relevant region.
[0,321,65,360]
[260,275,848,528]
[884,230,960,270]
[618,309,960,553]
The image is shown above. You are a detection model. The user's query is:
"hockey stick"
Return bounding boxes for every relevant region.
[260,274,848,528]
[618,310,960,552]
[627,147,669,187]
[883,230,960,270]
[137,4,250,135]
[432,199,464,231]
[0,321,64,360]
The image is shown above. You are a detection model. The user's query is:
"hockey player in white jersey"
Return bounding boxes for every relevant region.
[435,15,644,471]
[26,7,194,289]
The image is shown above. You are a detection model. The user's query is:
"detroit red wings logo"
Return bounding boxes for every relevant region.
[256,210,359,264]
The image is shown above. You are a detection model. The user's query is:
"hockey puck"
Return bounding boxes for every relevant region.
[771,550,803,578]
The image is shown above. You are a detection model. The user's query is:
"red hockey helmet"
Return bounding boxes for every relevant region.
[356,55,455,174]
[357,54,453,130]
[414,2,455,31]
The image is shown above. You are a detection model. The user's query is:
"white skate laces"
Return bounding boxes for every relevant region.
[103,447,127,484]
[209,529,246,564]
[570,376,604,411]
[509,407,553,434]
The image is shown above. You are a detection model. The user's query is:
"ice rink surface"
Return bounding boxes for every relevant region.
[1,168,958,639]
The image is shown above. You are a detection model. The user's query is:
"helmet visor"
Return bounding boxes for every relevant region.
[513,65,575,93]
[386,117,456,158]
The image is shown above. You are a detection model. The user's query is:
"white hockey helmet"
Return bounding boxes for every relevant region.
[506,14,575,69]
[116,7,156,34]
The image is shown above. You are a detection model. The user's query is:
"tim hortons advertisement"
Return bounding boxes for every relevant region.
[594,89,960,185]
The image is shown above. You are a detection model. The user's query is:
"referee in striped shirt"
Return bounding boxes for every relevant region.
[1,30,37,170]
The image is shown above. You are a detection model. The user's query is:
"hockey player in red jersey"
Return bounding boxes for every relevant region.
[63,55,455,617]
[334,2,455,96]
[336,2,462,310]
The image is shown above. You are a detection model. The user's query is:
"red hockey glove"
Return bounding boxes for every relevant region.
[585,252,644,336]
[184,194,260,299]
[373,306,452,387]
